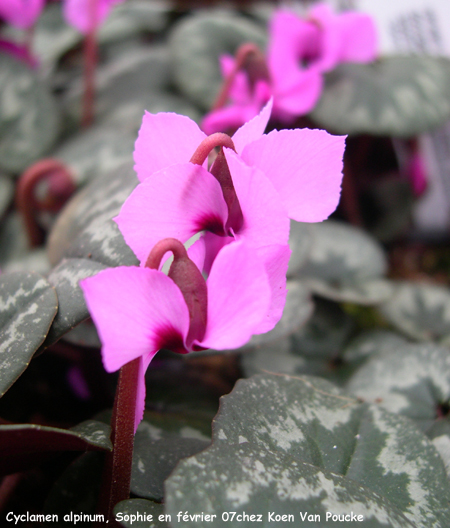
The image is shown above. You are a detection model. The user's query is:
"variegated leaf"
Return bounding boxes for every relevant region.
[0,54,59,173]
[311,57,450,137]
[166,374,450,527]
[0,272,57,396]
[169,11,267,109]
[46,163,139,267]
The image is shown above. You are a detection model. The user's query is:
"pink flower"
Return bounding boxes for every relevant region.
[116,100,345,259]
[80,238,289,430]
[269,3,378,119]
[201,3,377,131]
[63,0,124,34]
[0,0,44,30]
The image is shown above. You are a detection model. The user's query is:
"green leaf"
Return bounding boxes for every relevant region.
[287,220,313,278]
[379,281,450,343]
[0,271,57,396]
[0,420,111,476]
[241,300,355,383]
[62,47,177,128]
[346,342,450,435]
[311,56,450,137]
[169,11,266,109]
[298,220,393,304]
[46,163,139,267]
[166,374,450,527]
[42,258,107,348]
[115,499,168,528]
[53,127,136,186]
[132,413,210,501]
[0,54,59,173]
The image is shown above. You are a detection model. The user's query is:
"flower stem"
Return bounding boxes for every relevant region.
[16,159,75,247]
[96,358,140,524]
[212,43,267,111]
[82,0,99,127]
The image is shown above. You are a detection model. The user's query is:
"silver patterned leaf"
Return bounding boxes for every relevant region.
[61,46,174,127]
[166,374,450,527]
[42,258,108,348]
[0,271,57,396]
[311,57,450,137]
[169,10,267,109]
[0,54,59,173]
[298,220,393,304]
[346,342,450,435]
[46,163,139,267]
[131,412,211,502]
[379,281,450,343]
[52,127,135,186]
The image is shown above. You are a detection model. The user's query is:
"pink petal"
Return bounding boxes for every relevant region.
[135,353,154,433]
[63,0,123,34]
[335,12,378,63]
[198,241,272,350]
[0,0,44,29]
[308,3,342,72]
[272,68,323,117]
[115,163,228,264]
[224,149,290,247]
[268,11,321,91]
[80,266,190,372]
[134,112,207,182]
[240,128,345,222]
[254,244,291,334]
[231,98,273,154]
[202,105,253,136]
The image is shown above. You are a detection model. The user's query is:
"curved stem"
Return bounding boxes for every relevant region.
[212,43,266,111]
[16,159,75,247]
[189,133,235,166]
[144,237,188,270]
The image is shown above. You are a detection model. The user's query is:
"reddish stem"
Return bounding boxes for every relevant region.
[189,133,236,166]
[96,358,140,525]
[212,43,266,111]
[16,159,75,247]
[82,0,99,127]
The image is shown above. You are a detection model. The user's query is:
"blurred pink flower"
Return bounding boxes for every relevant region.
[63,0,124,34]
[0,0,44,30]
[80,239,289,429]
[269,4,378,119]
[201,3,377,131]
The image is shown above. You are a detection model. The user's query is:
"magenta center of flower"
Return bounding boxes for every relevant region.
[190,133,244,235]
[145,238,208,346]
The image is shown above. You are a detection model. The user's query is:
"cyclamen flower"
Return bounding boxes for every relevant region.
[0,0,44,30]
[80,238,290,430]
[202,3,377,132]
[63,0,125,34]
[117,99,345,260]
[269,3,377,119]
